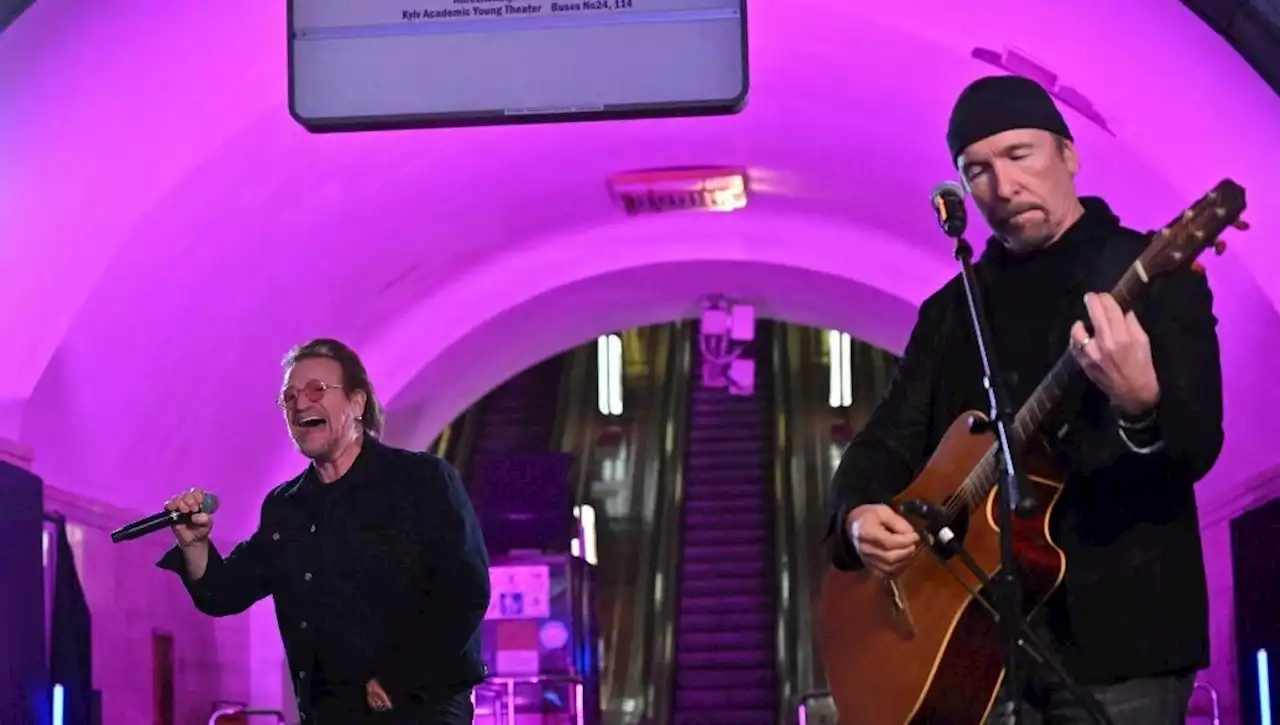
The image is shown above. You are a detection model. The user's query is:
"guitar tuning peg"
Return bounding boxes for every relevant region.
[1214,239,1228,256]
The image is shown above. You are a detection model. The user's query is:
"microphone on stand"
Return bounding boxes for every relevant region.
[930,180,969,239]
[110,493,220,543]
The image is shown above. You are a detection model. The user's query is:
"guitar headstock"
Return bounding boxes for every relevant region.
[1139,179,1247,279]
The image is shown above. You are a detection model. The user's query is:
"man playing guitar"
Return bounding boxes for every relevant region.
[829,75,1226,723]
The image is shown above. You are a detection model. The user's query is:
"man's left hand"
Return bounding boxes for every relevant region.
[1070,292,1160,416]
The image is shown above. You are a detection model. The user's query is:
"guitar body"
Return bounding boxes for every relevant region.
[818,411,1067,725]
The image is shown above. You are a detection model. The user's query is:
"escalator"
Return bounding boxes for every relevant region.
[464,355,566,466]
[636,320,879,725]
[430,354,568,474]
[670,324,779,725]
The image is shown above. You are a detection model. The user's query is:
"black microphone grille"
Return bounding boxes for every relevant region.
[931,180,967,201]
[201,493,221,515]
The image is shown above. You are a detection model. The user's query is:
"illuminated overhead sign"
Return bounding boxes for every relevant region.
[607,166,749,216]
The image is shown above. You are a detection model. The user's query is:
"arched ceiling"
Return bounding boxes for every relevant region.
[2,0,1278,530]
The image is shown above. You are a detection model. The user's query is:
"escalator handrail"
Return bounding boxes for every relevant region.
[548,342,607,724]
[554,344,596,500]
[426,403,476,470]
[790,325,827,697]
[771,323,801,722]
[807,329,892,690]
[773,323,834,712]
[599,325,669,711]
[641,322,694,725]
[426,421,453,458]
[442,402,481,479]
[553,349,585,456]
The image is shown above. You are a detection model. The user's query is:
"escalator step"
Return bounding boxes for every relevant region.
[682,467,770,483]
[677,575,769,597]
[684,497,765,515]
[688,425,766,442]
[682,511,767,529]
[683,483,766,502]
[676,667,777,690]
[680,561,768,576]
[679,611,774,632]
[681,527,768,547]
[672,710,775,725]
[680,543,767,561]
[687,438,771,455]
[679,594,770,614]
[685,452,767,469]
[675,686,777,711]
[675,627,774,651]
[675,648,773,669]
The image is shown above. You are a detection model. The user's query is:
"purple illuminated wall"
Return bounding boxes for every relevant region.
[2,0,1279,719]
[41,487,253,725]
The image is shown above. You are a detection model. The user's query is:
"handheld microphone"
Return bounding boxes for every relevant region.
[110,493,220,544]
[930,181,969,238]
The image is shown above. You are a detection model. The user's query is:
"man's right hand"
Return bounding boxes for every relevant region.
[164,488,214,549]
[845,504,921,578]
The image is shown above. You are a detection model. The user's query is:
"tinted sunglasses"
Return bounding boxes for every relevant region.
[278,380,343,409]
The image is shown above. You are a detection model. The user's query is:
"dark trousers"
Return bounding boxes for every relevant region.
[985,612,1195,724]
[986,672,1195,724]
[311,690,474,725]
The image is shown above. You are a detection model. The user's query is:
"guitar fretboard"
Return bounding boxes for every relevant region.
[946,262,1148,515]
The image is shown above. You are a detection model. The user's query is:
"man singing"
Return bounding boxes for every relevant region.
[829,75,1224,723]
[158,338,490,724]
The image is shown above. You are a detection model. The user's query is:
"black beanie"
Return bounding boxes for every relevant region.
[946,75,1073,163]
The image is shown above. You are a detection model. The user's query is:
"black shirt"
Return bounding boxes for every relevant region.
[978,212,1099,406]
[157,437,491,718]
[301,467,353,702]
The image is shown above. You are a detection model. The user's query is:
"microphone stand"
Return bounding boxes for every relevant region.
[931,190,1110,725]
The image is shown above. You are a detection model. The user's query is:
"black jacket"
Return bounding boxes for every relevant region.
[158,437,490,717]
[829,198,1223,684]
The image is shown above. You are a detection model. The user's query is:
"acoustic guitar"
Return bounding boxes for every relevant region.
[816,179,1247,724]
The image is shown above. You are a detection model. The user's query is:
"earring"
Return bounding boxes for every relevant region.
[356,416,364,422]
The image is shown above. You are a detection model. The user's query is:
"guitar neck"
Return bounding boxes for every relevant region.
[1010,263,1146,446]
[951,178,1242,513]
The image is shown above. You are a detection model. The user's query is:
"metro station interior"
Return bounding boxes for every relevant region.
[2,0,1278,723]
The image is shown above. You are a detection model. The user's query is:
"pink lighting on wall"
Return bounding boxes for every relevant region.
[42,486,252,724]
[1,0,1279,719]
